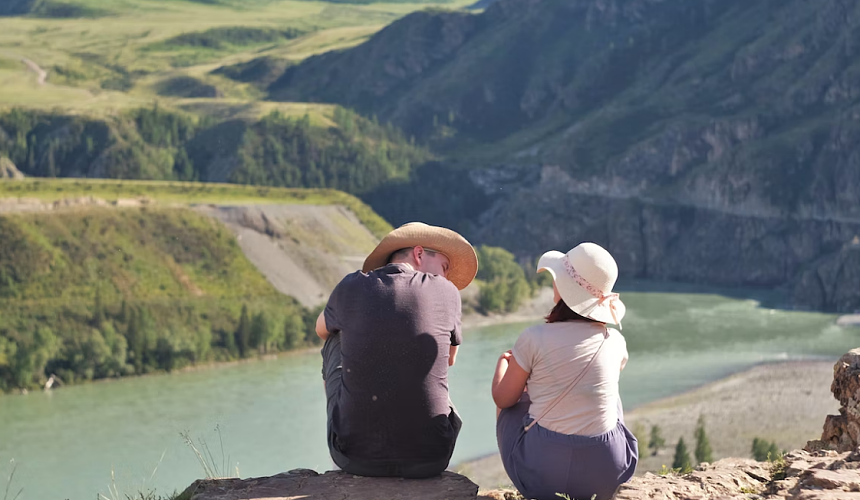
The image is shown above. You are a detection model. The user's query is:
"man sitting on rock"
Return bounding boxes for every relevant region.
[315,222,478,478]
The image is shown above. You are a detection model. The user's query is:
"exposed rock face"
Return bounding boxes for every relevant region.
[469,176,860,311]
[610,449,860,500]
[0,157,23,179]
[811,349,860,452]
[613,458,771,499]
[176,469,479,500]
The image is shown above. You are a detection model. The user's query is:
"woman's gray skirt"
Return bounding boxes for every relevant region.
[496,394,638,500]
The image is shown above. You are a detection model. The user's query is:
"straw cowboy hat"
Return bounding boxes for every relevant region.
[363,222,478,290]
[537,242,626,329]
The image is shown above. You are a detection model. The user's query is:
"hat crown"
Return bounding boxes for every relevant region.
[566,243,618,294]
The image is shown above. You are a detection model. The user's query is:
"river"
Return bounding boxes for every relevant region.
[0,284,856,500]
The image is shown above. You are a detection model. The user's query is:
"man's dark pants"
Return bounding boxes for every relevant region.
[321,333,462,478]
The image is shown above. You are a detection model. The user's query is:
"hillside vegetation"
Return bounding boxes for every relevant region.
[0,207,317,392]
[0,105,429,196]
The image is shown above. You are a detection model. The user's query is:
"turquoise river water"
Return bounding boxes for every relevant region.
[0,284,857,500]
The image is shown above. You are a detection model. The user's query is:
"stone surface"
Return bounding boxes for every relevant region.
[177,469,479,500]
[613,459,770,500]
[817,349,860,452]
[606,448,860,500]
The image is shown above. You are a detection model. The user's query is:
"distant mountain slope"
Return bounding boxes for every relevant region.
[0,0,110,17]
[268,0,860,218]
[267,0,860,312]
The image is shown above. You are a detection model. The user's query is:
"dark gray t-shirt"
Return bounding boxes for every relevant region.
[324,263,463,462]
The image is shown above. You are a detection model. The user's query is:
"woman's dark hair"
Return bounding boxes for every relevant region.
[546,299,602,324]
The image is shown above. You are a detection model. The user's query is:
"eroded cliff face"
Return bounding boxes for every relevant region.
[465,162,860,312]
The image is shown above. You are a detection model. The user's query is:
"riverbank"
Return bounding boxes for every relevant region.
[461,287,554,330]
[837,314,860,327]
[456,359,839,490]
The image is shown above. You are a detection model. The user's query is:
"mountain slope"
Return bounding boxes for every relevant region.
[267,0,860,312]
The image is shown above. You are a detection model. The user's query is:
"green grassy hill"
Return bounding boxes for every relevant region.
[0,179,394,393]
[0,205,310,392]
[0,0,470,116]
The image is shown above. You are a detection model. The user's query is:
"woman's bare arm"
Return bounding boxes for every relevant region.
[492,351,529,409]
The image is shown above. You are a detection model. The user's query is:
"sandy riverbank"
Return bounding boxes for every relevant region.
[455,359,840,490]
[837,314,860,327]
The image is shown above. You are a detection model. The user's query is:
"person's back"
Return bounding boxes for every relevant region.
[316,222,478,478]
[492,242,638,500]
[327,264,462,463]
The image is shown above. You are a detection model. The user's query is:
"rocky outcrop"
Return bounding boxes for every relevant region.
[0,157,23,179]
[810,349,860,453]
[610,449,860,500]
[176,451,860,500]
[175,469,479,500]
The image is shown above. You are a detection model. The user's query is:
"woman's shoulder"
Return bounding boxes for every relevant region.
[606,327,626,342]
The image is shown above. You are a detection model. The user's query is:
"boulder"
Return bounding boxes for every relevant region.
[176,469,479,500]
[809,349,860,452]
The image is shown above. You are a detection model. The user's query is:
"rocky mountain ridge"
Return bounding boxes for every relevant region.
[266,0,860,312]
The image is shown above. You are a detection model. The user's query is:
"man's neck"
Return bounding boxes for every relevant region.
[390,260,416,272]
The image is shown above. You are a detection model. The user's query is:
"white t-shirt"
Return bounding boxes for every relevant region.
[511,321,628,437]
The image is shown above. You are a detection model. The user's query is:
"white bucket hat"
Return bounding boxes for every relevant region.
[537,242,626,329]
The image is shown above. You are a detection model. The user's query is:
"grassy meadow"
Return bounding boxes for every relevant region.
[0,177,394,237]
[0,0,473,120]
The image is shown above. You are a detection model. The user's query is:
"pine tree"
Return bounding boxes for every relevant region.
[672,437,693,472]
[234,304,251,358]
[751,437,782,461]
[283,315,304,350]
[118,300,128,324]
[91,289,105,327]
[249,312,269,353]
[649,425,666,456]
[694,415,714,463]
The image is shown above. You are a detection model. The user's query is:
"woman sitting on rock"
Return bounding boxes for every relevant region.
[492,242,638,500]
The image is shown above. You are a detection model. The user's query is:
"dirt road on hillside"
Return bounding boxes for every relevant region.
[21,57,47,85]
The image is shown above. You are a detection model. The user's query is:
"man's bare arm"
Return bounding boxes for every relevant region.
[449,345,459,367]
[315,311,331,341]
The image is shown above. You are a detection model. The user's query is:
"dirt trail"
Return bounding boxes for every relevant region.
[21,57,47,85]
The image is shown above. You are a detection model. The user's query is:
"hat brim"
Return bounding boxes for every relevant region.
[538,251,626,325]
[363,223,478,290]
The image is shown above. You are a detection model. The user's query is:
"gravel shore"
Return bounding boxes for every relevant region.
[456,359,840,490]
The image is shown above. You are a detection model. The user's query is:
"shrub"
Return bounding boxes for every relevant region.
[672,437,693,473]
[694,415,714,463]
